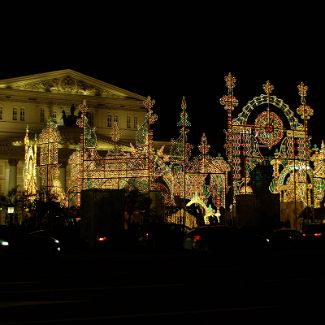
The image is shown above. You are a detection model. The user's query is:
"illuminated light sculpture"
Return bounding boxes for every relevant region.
[67,97,166,206]
[169,96,193,224]
[223,73,323,228]
[143,96,158,191]
[64,96,230,227]
[186,192,221,224]
[311,141,325,207]
[38,117,65,203]
[170,96,192,198]
[220,73,240,195]
[187,133,230,212]
[268,82,314,224]
[32,94,230,228]
[23,126,38,200]
[170,97,229,225]
[109,122,122,154]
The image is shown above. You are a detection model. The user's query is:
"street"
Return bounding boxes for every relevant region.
[1,248,325,324]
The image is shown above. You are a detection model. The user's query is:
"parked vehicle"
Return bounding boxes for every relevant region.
[264,228,304,249]
[302,223,325,247]
[29,228,83,254]
[137,222,192,252]
[0,236,9,255]
[0,225,61,258]
[183,225,267,255]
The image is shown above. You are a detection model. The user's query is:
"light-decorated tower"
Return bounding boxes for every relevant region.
[170,96,193,224]
[311,141,325,209]
[143,96,158,191]
[23,126,38,200]
[296,82,314,215]
[220,73,238,201]
[38,117,64,202]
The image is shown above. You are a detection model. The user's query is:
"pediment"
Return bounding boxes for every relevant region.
[0,69,145,100]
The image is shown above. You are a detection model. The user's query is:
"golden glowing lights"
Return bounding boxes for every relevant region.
[263,80,274,95]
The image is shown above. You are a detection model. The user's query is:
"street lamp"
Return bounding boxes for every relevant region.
[7,206,14,225]
[7,207,14,214]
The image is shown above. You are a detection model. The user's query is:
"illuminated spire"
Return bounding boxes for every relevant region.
[177,96,191,128]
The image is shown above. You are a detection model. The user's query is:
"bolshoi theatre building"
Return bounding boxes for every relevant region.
[0,69,149,197]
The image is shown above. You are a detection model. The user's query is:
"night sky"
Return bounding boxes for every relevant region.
[2,2,324,157]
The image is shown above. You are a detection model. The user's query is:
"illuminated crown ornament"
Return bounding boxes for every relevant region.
[263,80,274,95]
[144,96,158,125]
[296,82,314,120]
[198,133,210,155]
[220,72,238,111]
[136,96,157,147]
[225,72,236,90]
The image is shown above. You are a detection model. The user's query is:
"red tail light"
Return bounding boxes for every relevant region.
[193,235,201,241]
[314,233,322,237]
[97,236,109,242]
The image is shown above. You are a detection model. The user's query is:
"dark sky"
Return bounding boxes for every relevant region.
[2,2,324,156]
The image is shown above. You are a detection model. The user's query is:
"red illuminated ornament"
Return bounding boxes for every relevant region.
[255,111,284,147]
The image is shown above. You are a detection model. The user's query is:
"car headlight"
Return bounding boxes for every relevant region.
[0,239,9,246]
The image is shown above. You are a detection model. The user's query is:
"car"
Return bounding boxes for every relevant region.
[0,225,61,258]
[302,223,325,247]
[183,225,267,255]
[264,228,304,249]
[137,222,192,252]
[0,236,10,255]
[29,228,84,254]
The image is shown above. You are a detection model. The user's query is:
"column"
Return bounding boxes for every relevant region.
[8,159,18,192]
[59,165,66,193]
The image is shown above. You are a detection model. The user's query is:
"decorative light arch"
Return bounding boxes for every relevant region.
[235,94,302,130]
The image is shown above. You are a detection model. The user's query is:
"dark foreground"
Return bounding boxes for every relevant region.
[1,247,325,324]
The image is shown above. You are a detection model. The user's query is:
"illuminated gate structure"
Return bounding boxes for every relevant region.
[63,98,230,227]
[221,73,325,228]
[24,76,324,229]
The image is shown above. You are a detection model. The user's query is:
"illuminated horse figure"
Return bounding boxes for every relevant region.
[186,192,220,225]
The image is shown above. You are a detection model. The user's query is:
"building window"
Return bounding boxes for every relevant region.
[107,114,112,127]
[127,116,131,128]
[0,107,3,120]
[134,117,138,129]
[40,108,45,123]
[13,107,17,120]
[20,108,25,121]
[52,110,57,120]
[114,115,118,125]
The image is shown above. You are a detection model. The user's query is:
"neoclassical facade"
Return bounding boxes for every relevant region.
[0,69,148,196]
